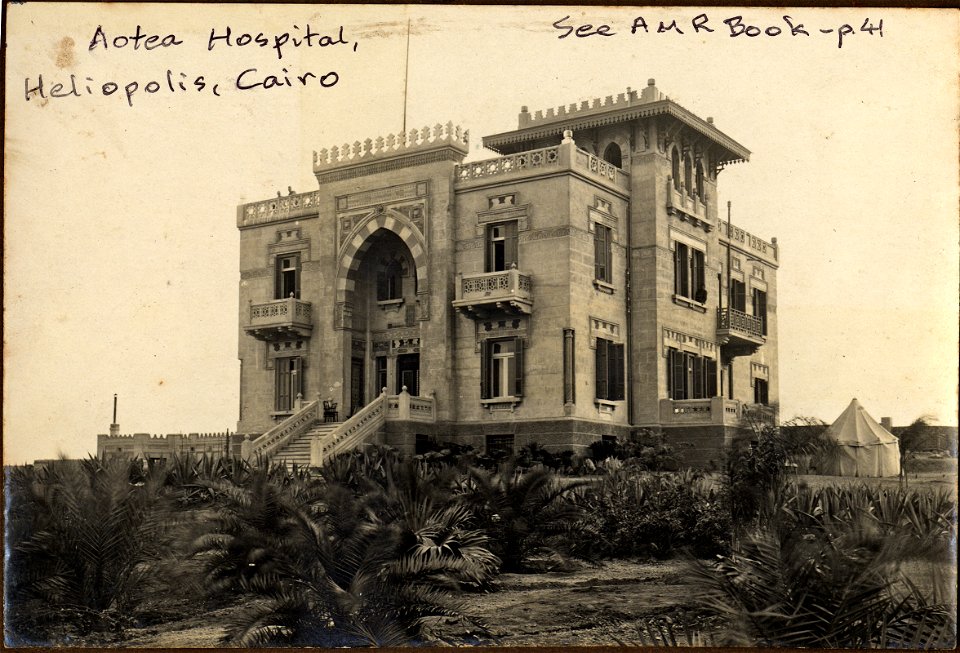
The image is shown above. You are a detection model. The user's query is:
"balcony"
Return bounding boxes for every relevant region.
[716,307,765,356]
[244,297,313,341]
[659,397,744,427]
[452,268,533,318]
[666,179,711,229]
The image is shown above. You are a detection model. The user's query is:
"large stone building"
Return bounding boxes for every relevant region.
[235,80,779,467]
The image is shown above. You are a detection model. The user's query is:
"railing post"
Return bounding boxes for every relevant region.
[508,265,519,295]
[398,386,411,419]
[710,396,725,425]
[240,434,252,461]
[310,433,323,467]
[455,272,463,300]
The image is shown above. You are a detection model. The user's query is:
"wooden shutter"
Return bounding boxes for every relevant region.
[692,355,705,399]
[293,254,302,299]
[706,358,717,397]
[480,340,490,399]
[669,349,685,400]
[692,249,704,294]
[513,337,524,397]
[611,343,625,400]
[754,289,768,335]
[675,243,689,297]
[275,258,284,299]
[594,226,604,281]
[505,222,519,269]
[605,228,613,283]
[595,338,609,400]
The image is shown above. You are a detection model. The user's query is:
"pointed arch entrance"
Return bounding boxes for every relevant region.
[334,210,428,411]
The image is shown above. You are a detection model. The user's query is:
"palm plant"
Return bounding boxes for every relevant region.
[194,452,499,646]
[6,456,168,643]
[463,462,587,571]
[690,526,956,648]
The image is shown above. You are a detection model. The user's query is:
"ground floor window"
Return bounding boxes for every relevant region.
[480,338,524,399]
[275,356,303,411]
[754,378,769,405]
[595,338,625,401]
[486,434,515,457]
[667,349,716,400]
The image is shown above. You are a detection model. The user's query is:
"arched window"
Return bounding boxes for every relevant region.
[671,148,680,191]
[377,259,404,301]
[684,154,693,197]
[602,142,622,168]
[696,161,705,202]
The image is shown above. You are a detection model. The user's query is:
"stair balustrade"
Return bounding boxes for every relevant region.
[242,397,320,460]
[311,391,388,466]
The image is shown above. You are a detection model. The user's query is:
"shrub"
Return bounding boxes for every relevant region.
[574,470,729,559]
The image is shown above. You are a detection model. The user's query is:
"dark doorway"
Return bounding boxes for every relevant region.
[350,357,364,415]
[396,353,420,396]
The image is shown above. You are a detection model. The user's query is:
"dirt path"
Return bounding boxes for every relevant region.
[435,559,703,646]
[114,559,702,647]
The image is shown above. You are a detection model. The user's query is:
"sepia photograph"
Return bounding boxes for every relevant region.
[3,3,958,647]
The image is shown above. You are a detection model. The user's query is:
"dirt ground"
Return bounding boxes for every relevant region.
[117,559,705,647]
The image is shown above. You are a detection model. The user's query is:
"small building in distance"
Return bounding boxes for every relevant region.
[96,431,242,463]
[235,80,780,468]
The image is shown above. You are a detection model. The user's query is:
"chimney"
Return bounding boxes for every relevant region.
[109,393,120,436]
[881,417,893,431]
[518,105,531,128]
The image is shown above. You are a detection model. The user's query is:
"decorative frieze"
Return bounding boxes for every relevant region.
[475,318,527,351]
[589,317,621,348]
[336,181,426,211]
[662,327,717,357]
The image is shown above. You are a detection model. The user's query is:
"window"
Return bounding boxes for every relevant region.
[275,253,301,299]
[375,356,387,394]
[730,279,746,312]
[671,148,681,191]
[275,357,302,411]
[754,378,769,405]
[695,162,705,202]
[684,154,693,196]
[486,222,518,272]
[377,259,403,301]
[752,288,768,335]
[595,338,625,401]
[673,242,706,301]
[594,223,613,284]
[667,349,717,400]
[602,142,622,168]
[480,337,524,399]
[486,434,515,457]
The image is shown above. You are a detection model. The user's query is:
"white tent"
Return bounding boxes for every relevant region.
[819,398,901,477]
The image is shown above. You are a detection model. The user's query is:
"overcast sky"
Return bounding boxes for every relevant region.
[4,5,958,464]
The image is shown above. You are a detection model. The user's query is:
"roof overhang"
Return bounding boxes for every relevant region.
[483,99,750,165]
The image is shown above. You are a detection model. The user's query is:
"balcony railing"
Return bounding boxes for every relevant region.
[454,142,629,193]
[716,307,764,356]
[244,296,313,341]
[659,397,744,426]
[452,268,533,318]
[666,179,710,226]
[717,307,763,338]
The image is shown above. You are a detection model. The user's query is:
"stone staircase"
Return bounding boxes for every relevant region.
[271,422,340,467]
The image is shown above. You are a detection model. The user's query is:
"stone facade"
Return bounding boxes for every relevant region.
[236,81,780,464]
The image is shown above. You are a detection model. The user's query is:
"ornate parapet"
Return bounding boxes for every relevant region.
[719,220,779,265]
[237,191,321,229]
[519,88,643,128]
[313,122,469,183]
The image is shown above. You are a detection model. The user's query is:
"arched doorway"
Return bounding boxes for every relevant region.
[344,227,421,413]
